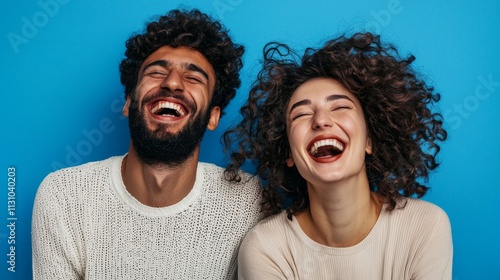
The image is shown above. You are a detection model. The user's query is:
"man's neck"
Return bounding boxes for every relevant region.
[121,147,199,207]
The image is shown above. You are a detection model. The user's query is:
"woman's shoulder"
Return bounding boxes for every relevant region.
[240,212,296,254]
[238,212,302,278]
[245,212,291,239]
[386,198,451,234]
[395,198,448,218]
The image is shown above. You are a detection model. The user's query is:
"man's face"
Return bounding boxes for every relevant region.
[123,46,220,167]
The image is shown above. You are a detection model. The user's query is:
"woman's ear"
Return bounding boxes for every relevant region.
[365,137,373,155]
[286,156,295,167]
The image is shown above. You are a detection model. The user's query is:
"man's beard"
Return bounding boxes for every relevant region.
[127,95,211,168]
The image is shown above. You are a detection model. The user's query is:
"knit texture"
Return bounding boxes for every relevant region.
[238,198,453,280]
[32,155,262,279]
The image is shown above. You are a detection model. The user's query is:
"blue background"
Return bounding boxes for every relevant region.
[1,0,499,279]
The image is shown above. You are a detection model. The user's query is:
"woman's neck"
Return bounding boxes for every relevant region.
[296,180,382,247]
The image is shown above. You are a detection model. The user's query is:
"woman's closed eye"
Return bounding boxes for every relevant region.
[290,111,312,121]
[332,105,351,111]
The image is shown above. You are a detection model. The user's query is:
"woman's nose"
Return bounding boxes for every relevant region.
[312,110,333,130]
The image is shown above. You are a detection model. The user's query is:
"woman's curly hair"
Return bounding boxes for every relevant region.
[119,9,244,115]
[224,32,447,218]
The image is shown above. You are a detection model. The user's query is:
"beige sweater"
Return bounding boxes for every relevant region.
[32,155,262,279]
[238,198,452,280]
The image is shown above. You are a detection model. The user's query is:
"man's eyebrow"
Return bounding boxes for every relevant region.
[142,60,209,82]
[184,63,209,81]
[289,94,354,114]
[142,60,170,74]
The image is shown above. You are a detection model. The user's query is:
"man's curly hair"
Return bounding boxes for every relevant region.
[119,9,244,115]
[224,32,447,218]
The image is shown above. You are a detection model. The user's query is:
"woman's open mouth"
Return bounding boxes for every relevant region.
[308,138,345,159]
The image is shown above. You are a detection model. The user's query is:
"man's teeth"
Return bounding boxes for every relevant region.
[151,101,185,116]
[309,139,344,155]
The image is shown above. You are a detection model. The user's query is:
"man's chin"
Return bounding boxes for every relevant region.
[128,99,211,168]
[135,150,195,168]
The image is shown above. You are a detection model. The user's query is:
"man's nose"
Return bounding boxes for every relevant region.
[161,70,184,92]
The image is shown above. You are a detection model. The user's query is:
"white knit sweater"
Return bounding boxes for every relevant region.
[32,155,262,279]
[238,198,453,280]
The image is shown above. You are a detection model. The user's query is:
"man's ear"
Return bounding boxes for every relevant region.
[207,106,221,131]
[123,96,131,117]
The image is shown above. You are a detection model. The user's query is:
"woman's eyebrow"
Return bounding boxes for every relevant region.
[289,99,311,114]
[289,94,354,114]
[326,94,354,103]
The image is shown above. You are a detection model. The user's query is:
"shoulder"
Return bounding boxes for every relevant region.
[238,213,309,279]
[241,212,290,251]
[197,162,262,219]
[238,213,297,277]
[199,162,262,194]
[33,156,123,224]
[36,156,122,200]
[388,199,453,278]
[250,212,289,232]
[43,156,120,181]
[395,198,449,223]
[387,198,451,238]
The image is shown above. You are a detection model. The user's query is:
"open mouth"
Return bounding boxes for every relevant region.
[150,100,187,118]
[309,139,344,158]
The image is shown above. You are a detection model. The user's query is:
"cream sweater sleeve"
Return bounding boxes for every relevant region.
[32,173,85,280]
[410,205,453,280]
[238,227,287,280]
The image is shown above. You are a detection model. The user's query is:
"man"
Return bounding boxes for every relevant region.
[32,9,261,279]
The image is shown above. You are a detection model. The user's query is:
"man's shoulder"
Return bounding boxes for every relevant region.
[199,162,260,187]
[198,162,262,209]
[45,155,121,180]
[37,155,123,196]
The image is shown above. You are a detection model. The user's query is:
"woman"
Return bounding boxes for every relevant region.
[224,32,452,279]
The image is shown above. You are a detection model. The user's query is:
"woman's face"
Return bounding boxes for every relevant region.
[285,77,372,187]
